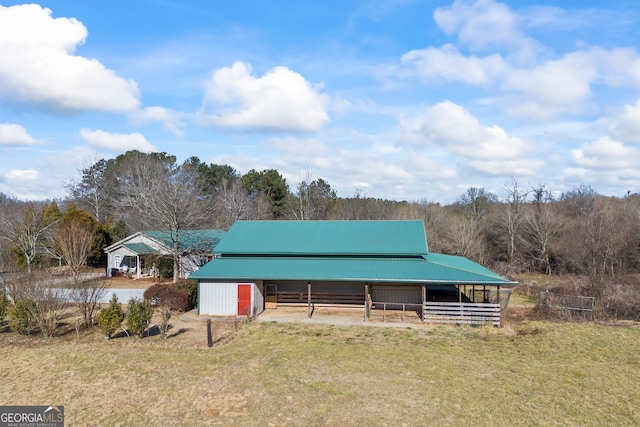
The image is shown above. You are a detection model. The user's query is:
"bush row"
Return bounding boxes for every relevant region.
[97,294,155,339]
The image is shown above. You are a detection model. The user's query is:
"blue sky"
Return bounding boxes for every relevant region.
[1,0,640,203]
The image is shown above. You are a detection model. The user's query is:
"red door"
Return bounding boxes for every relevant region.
[237,284,252,316]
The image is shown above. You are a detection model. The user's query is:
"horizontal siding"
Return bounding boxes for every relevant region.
[268,281,364,294]
[372,285,422,304]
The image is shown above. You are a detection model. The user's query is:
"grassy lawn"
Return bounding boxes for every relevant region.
[1,319,639,426]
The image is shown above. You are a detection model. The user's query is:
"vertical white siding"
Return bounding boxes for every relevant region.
[252,282,264,317]
[198,281,263,317]
[199,282,237,315]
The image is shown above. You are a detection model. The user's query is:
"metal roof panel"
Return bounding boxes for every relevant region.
[190,255,516,285]
[213,220,428,255]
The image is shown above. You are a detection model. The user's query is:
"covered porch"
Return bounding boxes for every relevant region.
[263,280,512,327]
[107,243,159,279]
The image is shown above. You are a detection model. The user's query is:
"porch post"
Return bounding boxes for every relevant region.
[364,283,369,321]
[497,285,502,327]
[307,282,312,318]
[421,285,426,322]
[136,255,141,279]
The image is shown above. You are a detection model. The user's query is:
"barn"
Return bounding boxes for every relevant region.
[189,220,517,325]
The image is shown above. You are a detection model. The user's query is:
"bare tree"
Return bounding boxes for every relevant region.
[0,202,60,272]
[54,207,97,286]
[492,178,528,265]
[71,278,107,328]
[442,214,484,261]
[213,178,256,229]
[115,152,214,283]
[457,187,498,226]
[5,270,68,338]
[521,187,563,274]
[65,157,115,223]
[559,186,624,297]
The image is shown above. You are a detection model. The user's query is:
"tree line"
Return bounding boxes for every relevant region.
[1,150,640,317]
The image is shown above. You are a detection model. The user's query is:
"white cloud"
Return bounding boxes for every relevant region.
[0,123,38,145]
[400,44,506,84]
[393,3,640,121]
[130,106,186,137]
[200,61,330,131]
[595,47,640,88]
[0,168,41,200]
[6,169,38,181]
[79,129,156,152]
[571,137,639,170]
[468,158,543,176]
[263,133,458,201]
[400,101,527,160]
[608,100,640,143]
[501,50,603,119]
[433,0,542,59]
[399,101,546,178]
[0,4,140,113]
[562,136,640,192]
[0,145,106,200]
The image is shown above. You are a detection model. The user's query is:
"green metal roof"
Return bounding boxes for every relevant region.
[190,220,516,286]
[144,229,225,252]
[190,254,516,285]
[213,220,428,255]
[122,243,158,254]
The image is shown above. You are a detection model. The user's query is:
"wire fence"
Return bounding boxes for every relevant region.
[539,291,594,321]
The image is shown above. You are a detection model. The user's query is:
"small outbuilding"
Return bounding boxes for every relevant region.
[104,229,225,279]
[189,220,517,324]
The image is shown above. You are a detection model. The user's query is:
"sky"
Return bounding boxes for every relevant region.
[1,0,640,204]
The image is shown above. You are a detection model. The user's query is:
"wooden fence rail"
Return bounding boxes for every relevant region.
[423,302,501,326]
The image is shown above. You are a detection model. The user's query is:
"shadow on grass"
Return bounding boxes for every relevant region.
[167,327,190,339]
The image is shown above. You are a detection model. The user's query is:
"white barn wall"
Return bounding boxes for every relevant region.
[253,281,264,317]
[198,281,264,317]
[199,282,237,315]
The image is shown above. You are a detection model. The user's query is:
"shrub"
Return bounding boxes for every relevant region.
[175,279,198,310]
[9,299,36,335]
[0,288,8,322]
[144,284,190,312]
[125,298,153,337]
[97,294,124,339]
[146,255,173,280]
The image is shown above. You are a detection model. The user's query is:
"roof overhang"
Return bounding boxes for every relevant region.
[190,255,517,286]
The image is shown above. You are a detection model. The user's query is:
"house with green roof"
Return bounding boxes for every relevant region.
[190,220,517,325]
[104,229,225,279]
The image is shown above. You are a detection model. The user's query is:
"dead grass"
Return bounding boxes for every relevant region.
[1,315,639,426]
